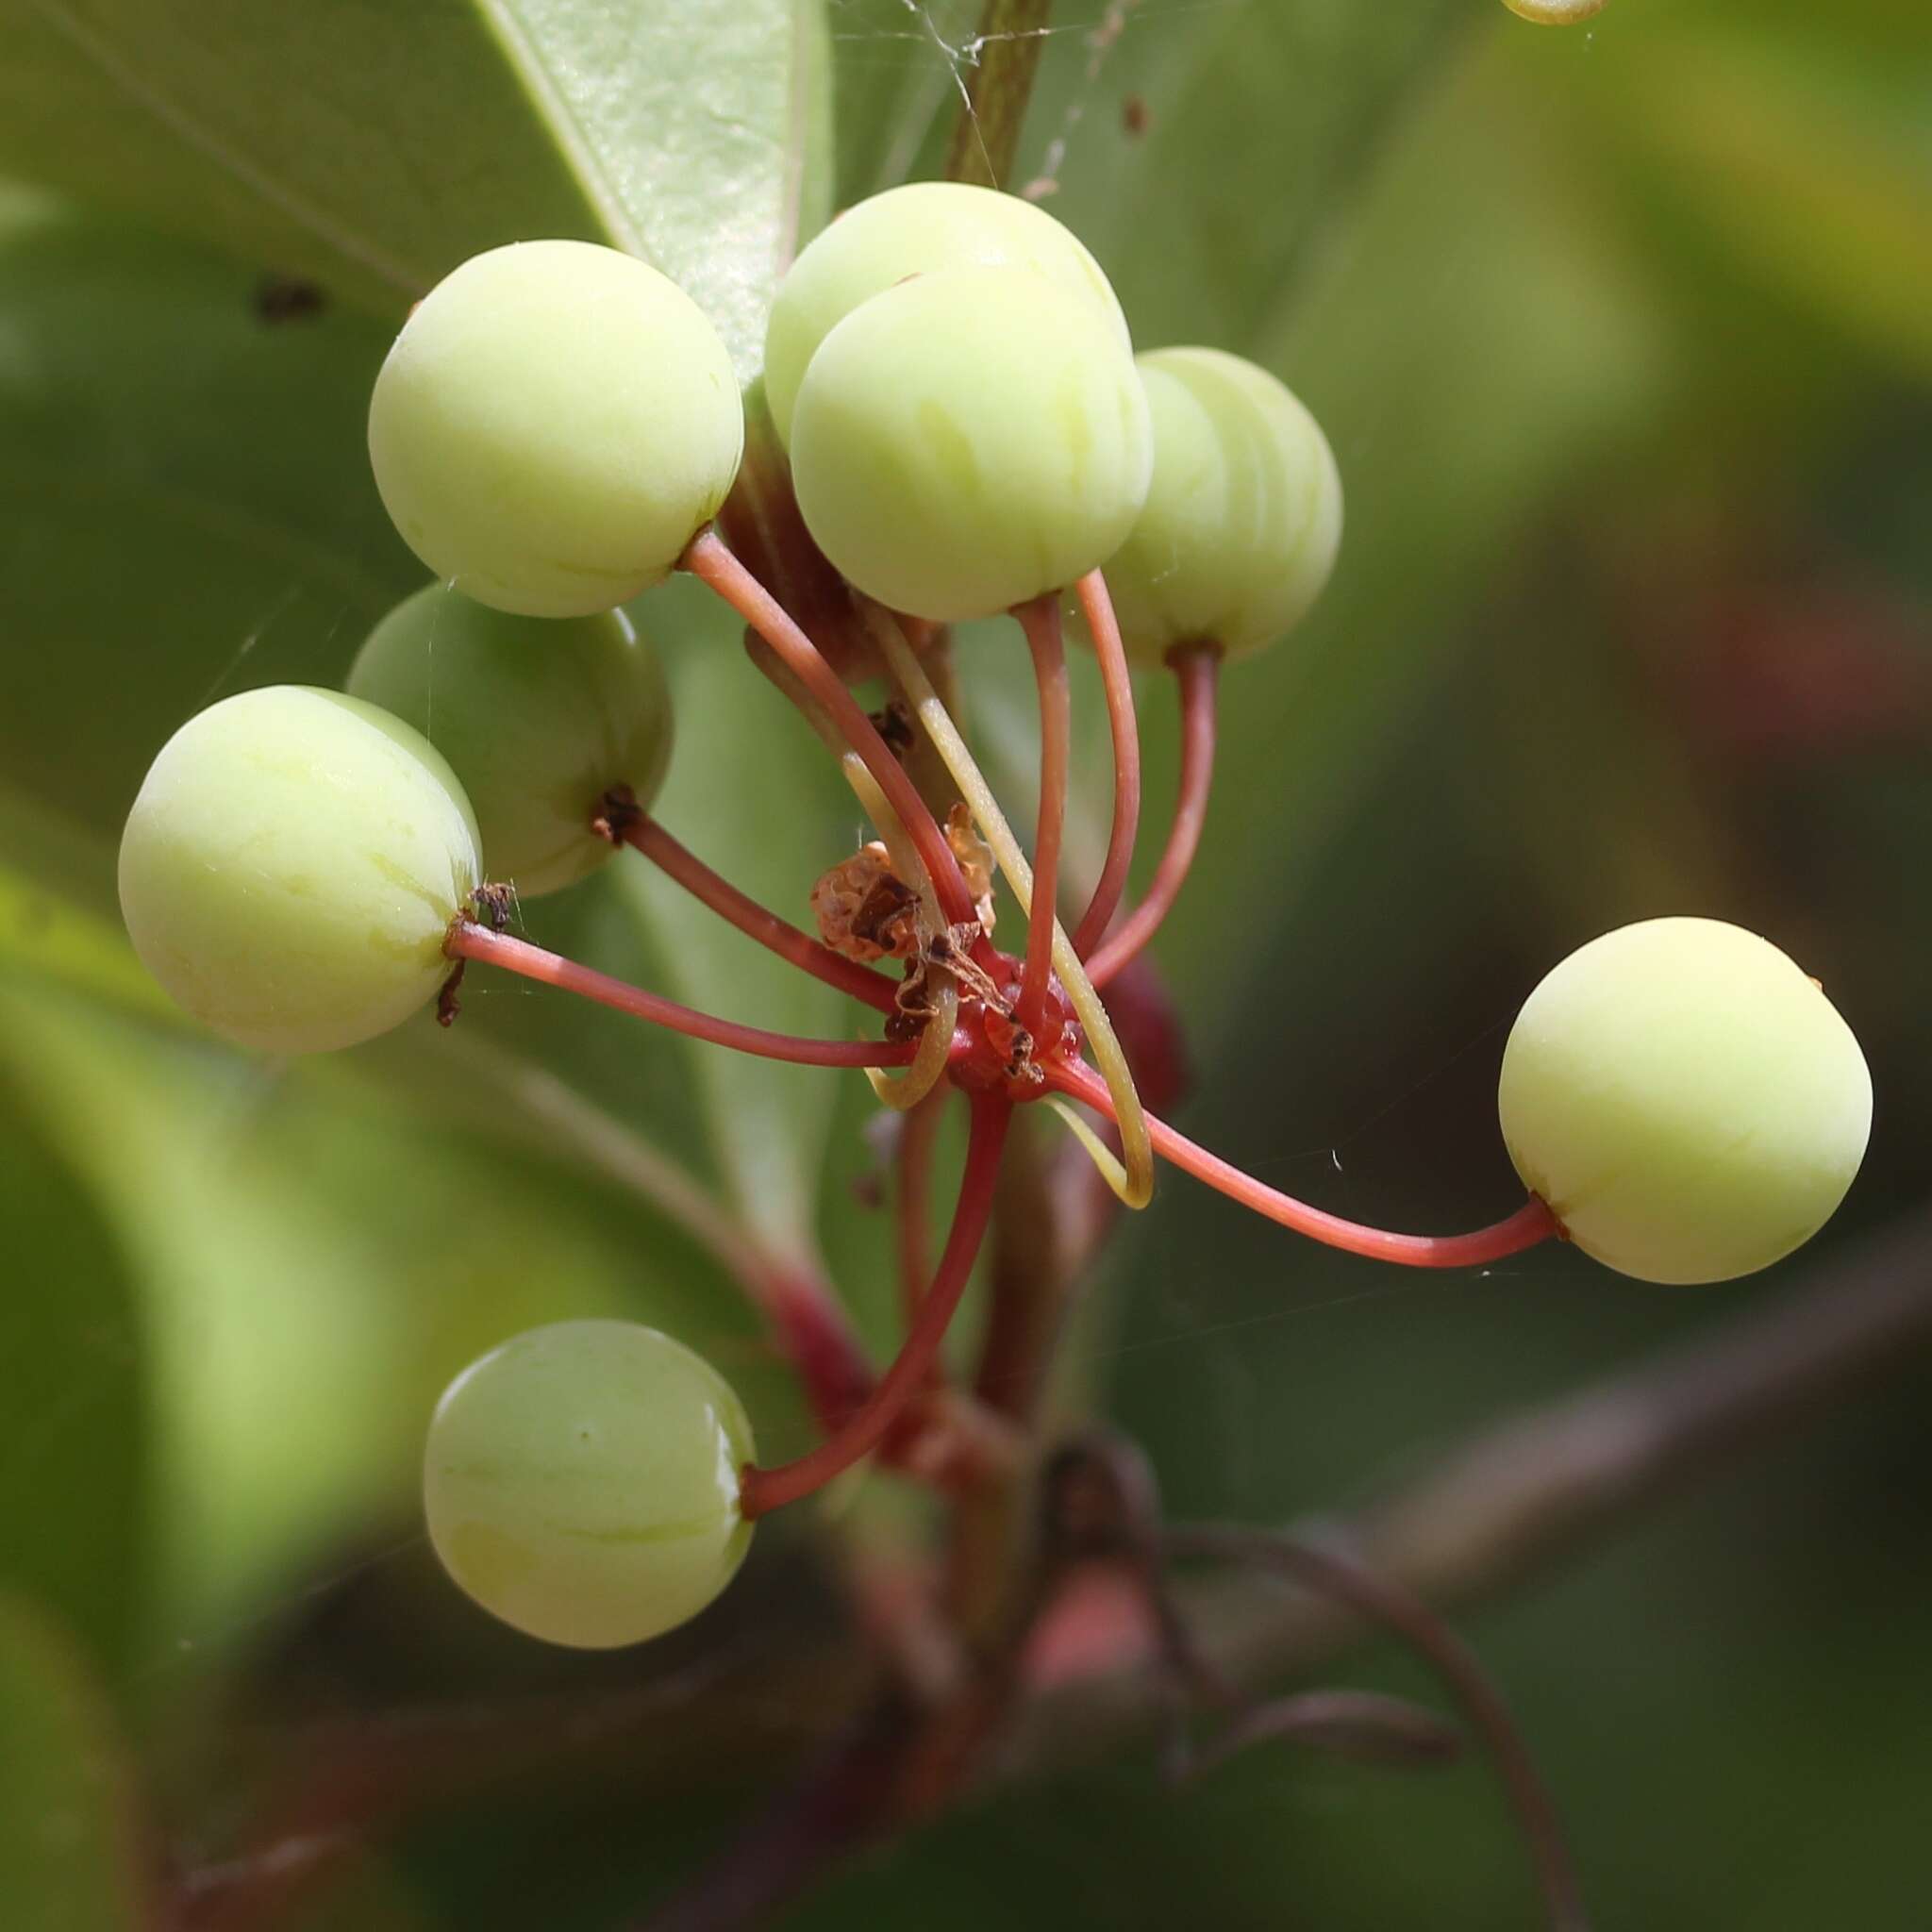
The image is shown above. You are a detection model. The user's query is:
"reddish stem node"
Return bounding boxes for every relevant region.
[741,1092,1012,1517]
[1088,645,1220,987]
[445,922,914,1072]
[621,814,897,1014]
[1046,1058,1557,1269]
[682,529,979,930]
[1014,593,1071,1037]
[1069,569,1143,959]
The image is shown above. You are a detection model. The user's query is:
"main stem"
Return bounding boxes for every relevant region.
[942,0,1054,189]
[1088,645,1220,986]
[1015,594,1070,1036]
[741,1093,1011,1517]
[1069,570,1142,960]
[1047,1058,1557,1268]
[445,924,914,1072]
[683,530,979,929]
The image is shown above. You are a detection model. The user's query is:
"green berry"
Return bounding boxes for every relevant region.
[423,1320,755,1649]
[368,241,742,619]
[1503,0,1607,22]
[1498,918,1872,1284]
[346,584,673,898]
[765,181,1131,448]
[118,687,481,1055]
[1100,347,1342,665]
[789,264,1152,622]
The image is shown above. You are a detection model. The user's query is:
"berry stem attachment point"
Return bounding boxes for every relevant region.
[1047,1058,1558,1269]
[861,605,1157,1209]
[1088,644,1221,987]
[1015,593,1071,1036]
[1068,569,1143,961]
[741,1091,1012,1517]
[614,808,898,1014]
[444,921,917,1072]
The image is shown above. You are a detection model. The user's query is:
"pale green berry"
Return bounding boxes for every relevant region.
[118,687,481,1055]
[789,264,1152,623]
[1498,918,1872,1285]
[346,584,673,898]
[423,1320,755,1649]
[765,180,1131,447]
[1504,0,1607,23]
[1100,347,1342,666]
[368,241,742,618]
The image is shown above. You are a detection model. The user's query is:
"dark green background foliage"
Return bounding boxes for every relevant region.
[1,0,1927,1924]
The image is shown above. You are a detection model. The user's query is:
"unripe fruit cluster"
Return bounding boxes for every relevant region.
[109,192,1874,1662]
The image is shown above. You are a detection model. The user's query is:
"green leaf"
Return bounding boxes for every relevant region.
[0,1592,147,1932]
[1584,13,1932,378]
[0,195,413,836]
[1016,0,1471,350]
[0,0,830,373]
[611,573,865,1262]
[0,1069,147,1667]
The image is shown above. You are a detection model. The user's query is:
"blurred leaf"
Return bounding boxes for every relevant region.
[1021,0,1469,349]
[0,195,412,834]
[824,0,957,204]
[611,574,866,1262]
[1122,31,1672,1041]
[0,969,753,1649]
[0,1064,147,1665]
[0,1592,147,1931]
[0,0,831,372]
[1589,13,1932,378]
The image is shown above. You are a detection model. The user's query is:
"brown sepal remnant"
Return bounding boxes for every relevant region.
[469,881,519,932]
[591,783,641,845]
[435,962,465,1027]
[813,845,923,964]
[944,805,997,937]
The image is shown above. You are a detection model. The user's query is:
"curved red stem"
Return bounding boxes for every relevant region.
[445,924,914,1072]
[683,530,979,929]
[741,1092,1011,1517]
[1015,594,1070,1036]
[1069,569,1142,960]
[623,816,897,1013]
[1088,646,1219,987]
[1046,1058,1557,1269]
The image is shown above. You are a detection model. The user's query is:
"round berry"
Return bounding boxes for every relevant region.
[1099,347,1342,665]
[423,1320,755,1649]
[346,584,673,898]
[789,264,1152,622]
[1503,0,1607,22]
[764,181,1131,448]
[118,687,480,1055]
[1498,918,1872,1284]
[368,242,742,618]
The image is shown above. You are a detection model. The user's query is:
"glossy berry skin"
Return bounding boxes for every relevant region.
[789,264,1152,623]
[368,242,742,618]
[764,180,1131,448]
[118,686,480,1055]
[347,584,673,898]
[1498,918,1872,1285]
[1101,347,1342,666]
[423,1320,755,1650]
